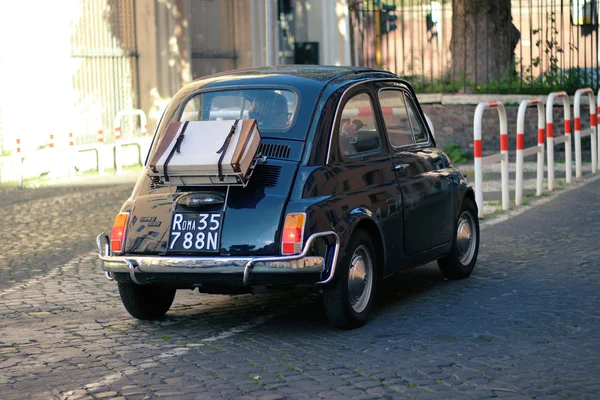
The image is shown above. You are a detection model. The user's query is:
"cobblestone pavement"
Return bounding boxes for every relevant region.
[1,178,599,399]
[0,183,134,290]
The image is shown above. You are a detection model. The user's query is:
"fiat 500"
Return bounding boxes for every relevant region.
[97,66,479,329]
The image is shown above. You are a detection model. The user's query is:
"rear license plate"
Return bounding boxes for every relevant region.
[168,212,223,253]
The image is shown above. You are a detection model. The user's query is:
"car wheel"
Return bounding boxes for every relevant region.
[323,229,378,329]
[118,282,176,320]
[438,198,480,280]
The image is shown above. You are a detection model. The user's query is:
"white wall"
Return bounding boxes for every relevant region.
[0,0,76,153]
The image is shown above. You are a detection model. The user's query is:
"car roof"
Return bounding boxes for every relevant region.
[179,65,398,93]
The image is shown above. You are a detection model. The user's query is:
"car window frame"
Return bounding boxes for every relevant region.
[375,83,433,152]
[403,92,430,145]
[334,89,384,161]
[376,88,416,149]
[176,85,301,133]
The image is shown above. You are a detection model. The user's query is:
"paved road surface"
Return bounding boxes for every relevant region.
[0,178,599,399]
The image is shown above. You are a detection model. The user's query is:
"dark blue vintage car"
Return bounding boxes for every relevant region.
[97,66,479,328]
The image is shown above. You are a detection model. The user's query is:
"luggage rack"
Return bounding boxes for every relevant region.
[148,155,267,188]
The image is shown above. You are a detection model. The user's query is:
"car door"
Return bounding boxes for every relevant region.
[330,84,405,273]
[375,82,455,255]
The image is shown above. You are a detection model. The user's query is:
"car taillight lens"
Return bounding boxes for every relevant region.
[110,212,129,253]
[281,213,306,255]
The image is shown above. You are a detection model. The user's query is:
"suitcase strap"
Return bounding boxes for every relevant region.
[216,119,239,181]
[163,121,189,181]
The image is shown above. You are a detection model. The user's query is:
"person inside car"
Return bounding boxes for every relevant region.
[249,91,290,130]
[339,118,365,156]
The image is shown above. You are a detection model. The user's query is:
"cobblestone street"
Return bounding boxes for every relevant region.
[1,178,599,399]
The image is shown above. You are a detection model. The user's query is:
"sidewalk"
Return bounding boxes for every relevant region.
[456,160,597,217]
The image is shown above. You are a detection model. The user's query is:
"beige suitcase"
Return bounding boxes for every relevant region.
[149,119,261,186]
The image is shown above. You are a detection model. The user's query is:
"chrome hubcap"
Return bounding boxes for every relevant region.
[348,245,373,313]
[456,211,476,265]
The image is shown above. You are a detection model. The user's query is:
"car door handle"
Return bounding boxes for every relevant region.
[391,163,409,172]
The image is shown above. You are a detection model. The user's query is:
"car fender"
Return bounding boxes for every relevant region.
[335,207,387,268]
[456,182,477,218]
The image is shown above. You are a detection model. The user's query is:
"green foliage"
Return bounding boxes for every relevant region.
[443,141,468,164]
[1,149,10,157]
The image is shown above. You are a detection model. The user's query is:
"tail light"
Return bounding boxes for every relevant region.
[281,213,306,255]
[110,212,129,253]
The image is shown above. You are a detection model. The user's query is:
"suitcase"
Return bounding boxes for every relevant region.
[148,119,261,186]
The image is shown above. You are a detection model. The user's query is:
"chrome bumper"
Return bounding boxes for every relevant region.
[96,231,339,286]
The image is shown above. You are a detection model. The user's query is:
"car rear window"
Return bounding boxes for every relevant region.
[179,89,298,132]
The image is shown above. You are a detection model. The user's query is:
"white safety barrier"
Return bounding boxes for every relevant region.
[598,88,600,171]
[574,88,597,178]
[515,99,545,205]
[474,101,509,218]
[114,109,148,139]
[546,92,572,189]
[76,143,105,177]
[114,109,149,174]
[114,137,153,174]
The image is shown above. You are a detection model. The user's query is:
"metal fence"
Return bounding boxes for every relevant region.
[349,0,600,94]
[70,0,140,145]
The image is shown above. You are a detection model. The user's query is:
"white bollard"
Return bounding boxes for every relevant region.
[598,89,600,171]
[16,138,23,189]
[68,132,76,179]
[574,88,597,178]
[546,92,571,190]
[113,109,149,175]
[515,99,545,205]
[473,101,509,218]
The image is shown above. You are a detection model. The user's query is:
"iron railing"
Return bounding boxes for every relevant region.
[349,0,600,94]
[70,0,139,145]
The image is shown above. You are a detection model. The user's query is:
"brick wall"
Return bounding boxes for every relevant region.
[422,104,593,160]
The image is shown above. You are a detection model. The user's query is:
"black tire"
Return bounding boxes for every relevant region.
[438,197,480,280]
[118,282,177,320]
[323,230,379,329]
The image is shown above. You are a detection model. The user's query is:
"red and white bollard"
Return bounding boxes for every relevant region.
[15,138,23,188]
[68,132,75,179]
[574,88,597,178]
[49,134,55,149]
[97,128,104,143]
[546,92,571,189]
[515,99,545,205]
[473,101,509,218]
[598,88,600,171]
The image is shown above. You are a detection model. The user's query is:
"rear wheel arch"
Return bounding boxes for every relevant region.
[347,217,385,279]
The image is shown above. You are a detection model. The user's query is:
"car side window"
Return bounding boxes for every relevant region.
[378,89,413,148]
[404,94,429,143]
[338,93,381,157]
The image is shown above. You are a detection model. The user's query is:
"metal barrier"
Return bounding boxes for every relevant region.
[114,109,148,140]
[474,101,509,218]
[598,88,600,171]
[515,99,545,206]
[574,88,597,178]
[114,109,149,174]
[76,143,104,177]
[546,92,572,190]
[115,138,147,174]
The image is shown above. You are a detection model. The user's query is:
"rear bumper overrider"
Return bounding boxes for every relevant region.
[96,232,339,286]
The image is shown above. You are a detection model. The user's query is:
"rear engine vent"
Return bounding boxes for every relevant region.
[250,164,281,188]
[258,143,291,159]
